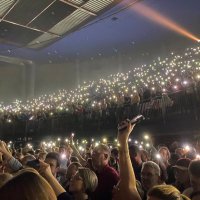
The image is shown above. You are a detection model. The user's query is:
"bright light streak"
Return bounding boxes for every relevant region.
[131,3,200,42]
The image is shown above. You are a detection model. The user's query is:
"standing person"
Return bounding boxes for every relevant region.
[69,167,98,200]
[129,144,143,181]
[183,160,200,198]
[166,153,180,184]
[91,144,119,200]
[158,147,171,169]
[45,152,61,178]
[141,161,162,199]
[70,137,119,199]
[173,158,191,193]
[110,148,119,172]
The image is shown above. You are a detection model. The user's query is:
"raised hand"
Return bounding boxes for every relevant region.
[117,119,135,144]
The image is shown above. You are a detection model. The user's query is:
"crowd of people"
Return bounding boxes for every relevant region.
[0,43,199,199]
[0,44,200,136]
[0,44,200,124]
[1,120,200,200]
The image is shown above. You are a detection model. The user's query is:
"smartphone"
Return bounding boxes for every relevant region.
[118,115,145,131]
[26,159,40,170]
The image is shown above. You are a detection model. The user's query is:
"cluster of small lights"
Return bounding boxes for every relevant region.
[1,44,200,120]
[7,134,200,160]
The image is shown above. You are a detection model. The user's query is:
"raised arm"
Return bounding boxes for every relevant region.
[0,141,22,171]
[114,120,141,200]
[69,136,87,166]
[39,160,71,199]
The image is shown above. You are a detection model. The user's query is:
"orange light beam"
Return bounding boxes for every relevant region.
[131,3,199,42]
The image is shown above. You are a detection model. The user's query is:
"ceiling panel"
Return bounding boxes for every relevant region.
[82,0,115,13]
[0,0,16,17]
[67,0,89,6]
[0,21,42,45]
[29,1,76,31]
[5,0,55,25]
[50,9,91,35]
[0,0,122,49]
[27,32,59,49]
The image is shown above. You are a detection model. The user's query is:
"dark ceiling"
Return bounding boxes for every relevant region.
[0,0,199,64]
[0,0,121,49]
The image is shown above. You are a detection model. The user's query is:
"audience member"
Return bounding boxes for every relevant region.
[129,144,143,181]
[141,161,162,199]
[147,185,190,200]
[173,158,191,192]
[69,167,98,200]
[91,144,119,200]
[183,160,200,198]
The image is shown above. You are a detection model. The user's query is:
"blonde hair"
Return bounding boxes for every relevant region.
[159,146,171,160]
[78,167,98,194]
[0,168,57,200]
[148,185,190,200]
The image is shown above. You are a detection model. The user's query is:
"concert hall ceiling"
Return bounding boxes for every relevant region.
[0,0,199,63]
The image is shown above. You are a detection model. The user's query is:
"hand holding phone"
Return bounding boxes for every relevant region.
[118,115,144,131]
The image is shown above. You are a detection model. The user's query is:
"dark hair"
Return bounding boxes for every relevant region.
[46,152,61,168]
[111,148,119,157]
[189,160,200,178]
[170,153,181,163]
[70,156,80,163]
[129,145,140,157]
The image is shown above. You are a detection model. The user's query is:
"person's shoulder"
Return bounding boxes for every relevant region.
[105,165,118,173]
[104,165,119,178]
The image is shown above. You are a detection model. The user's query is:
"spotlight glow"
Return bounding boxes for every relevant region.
[131,3,200,42]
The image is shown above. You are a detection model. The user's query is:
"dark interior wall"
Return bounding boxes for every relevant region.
[35,62,77,96]
[0,54,134,102]
[0,52,147,101]
[0,63,24,102]
[35,53,136,96]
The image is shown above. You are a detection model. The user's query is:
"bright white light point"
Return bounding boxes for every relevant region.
[144,135,149,140]
[156,154,161,159]
[175,78,179,82]
[173,85,178,89]
[61,154,66,159]
[183,81,188,85]
[103,138,107,143]
[185,145,190,151]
